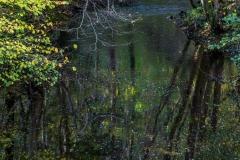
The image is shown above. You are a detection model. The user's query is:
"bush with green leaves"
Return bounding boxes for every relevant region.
[0,0,69,87]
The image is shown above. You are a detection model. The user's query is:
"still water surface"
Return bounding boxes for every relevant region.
[48,0,239,159]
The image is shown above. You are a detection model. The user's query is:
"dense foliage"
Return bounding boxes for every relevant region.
[0,0,69,87]
[1,0,240,159]
[182,1,240,69]
[182,1,238,47]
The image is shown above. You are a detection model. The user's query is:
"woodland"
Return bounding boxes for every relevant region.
[0,0,240,159]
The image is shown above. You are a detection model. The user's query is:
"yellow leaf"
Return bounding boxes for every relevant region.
[73,44,77,49]
[72,67,76,71]
[131,86,135,95]
[59,49,64,53]
[63,56,69,63]
[9,29,14,33]
[58,63,63,68]
[20,62,24,67]
[54,48,58,53]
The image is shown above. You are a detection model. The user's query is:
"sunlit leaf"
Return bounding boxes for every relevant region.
[72,66,76,71]
[73,44,78,49]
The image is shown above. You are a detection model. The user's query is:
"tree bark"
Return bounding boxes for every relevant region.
[143,40,191,160]
[211,52,224,133]
[5,92,16,160]
[185,47,209,160]
[163,44,200,160]
[60,83,71,159]
[28,83,44,159]
[201,0,209,18]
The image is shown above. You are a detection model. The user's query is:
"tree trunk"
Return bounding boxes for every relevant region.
[201,0,210,18]
[163,44,200,160]
[185,47,209,160]
[109,44,118,160]
[189,0,197,8]
[143,40,191,160]
[28,83,44,159]
[128,24,135,160]
[5,92,16,160]
[211,52,224,133]
[60,83,71,159]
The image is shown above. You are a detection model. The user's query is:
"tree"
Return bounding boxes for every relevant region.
[189,0,197,8]
[201,0,210,18]
[59,0,135,51]
[0,0,71,158]
[0,0,70,88]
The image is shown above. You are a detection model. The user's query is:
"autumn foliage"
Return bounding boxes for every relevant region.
[0,0,69,87]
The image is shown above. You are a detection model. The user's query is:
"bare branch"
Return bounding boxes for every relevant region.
[57,0,139,50]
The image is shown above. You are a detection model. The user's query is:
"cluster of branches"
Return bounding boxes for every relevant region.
[60,0,138,50]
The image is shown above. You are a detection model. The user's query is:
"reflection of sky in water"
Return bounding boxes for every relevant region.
[117,3,189,16]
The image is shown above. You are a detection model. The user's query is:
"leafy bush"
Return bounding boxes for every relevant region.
[0,0,69,87]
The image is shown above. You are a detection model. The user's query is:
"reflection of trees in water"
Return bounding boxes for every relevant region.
[141,16,185,62]
[142,41,231,159]
[1,83,45,159]
[1,33,239,160]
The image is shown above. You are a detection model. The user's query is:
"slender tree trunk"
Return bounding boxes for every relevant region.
[28,83,44,159]
[143,40,190,160]
[109,44,118,160]
[155,40,190,132]
[185,48,209,160]
[60,83,71,159]
[201,0,210,18]
[198,81,213,141]
[189,0,197,8]
[163,44,200,160]
[59,116,63,156]
[195,79,213,158]
[211,52,224,133]
[128,24,135,160]
[19,96,28,153]
[122,139,127,160]
[5,92,16,160]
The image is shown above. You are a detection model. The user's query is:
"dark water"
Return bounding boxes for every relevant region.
[2,0,240,159]
[54,0,239,159]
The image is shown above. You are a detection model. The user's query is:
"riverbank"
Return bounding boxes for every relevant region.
[170,1,240,54]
